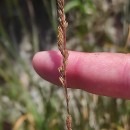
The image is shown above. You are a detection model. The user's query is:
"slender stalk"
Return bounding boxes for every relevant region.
[57,0,72,130]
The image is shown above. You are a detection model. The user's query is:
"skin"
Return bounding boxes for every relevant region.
[32,51,130,99]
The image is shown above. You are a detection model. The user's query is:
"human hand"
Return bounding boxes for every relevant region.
[32,51,130,99]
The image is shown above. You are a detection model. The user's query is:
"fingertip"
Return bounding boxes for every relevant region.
[32,51,44,74]
[32,51,41,66]
[32,51,61,84]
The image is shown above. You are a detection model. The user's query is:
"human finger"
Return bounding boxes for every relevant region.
[32,51,130,99]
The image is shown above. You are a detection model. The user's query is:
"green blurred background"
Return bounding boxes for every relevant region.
[0,0,130,130]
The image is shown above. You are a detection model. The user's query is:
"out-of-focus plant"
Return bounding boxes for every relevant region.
[65,0,95,14]
[0,44,67,130]
[42,0,57,32]
[64,0,129,52]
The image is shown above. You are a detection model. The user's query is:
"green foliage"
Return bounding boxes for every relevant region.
[43,0,57,31]
[65,0,95,14]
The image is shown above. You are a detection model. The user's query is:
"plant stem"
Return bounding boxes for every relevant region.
[57,0,72,130]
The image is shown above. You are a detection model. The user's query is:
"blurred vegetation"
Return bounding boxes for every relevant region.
[0,0,130,130]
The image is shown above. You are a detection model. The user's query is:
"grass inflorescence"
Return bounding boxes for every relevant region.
[57,0,72,130]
